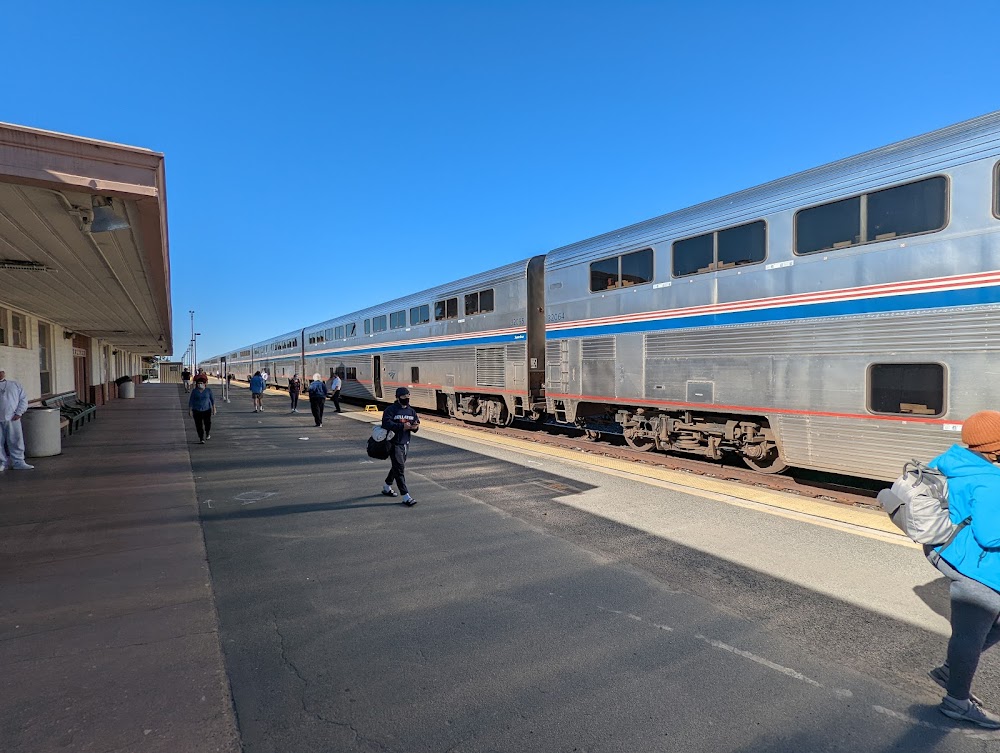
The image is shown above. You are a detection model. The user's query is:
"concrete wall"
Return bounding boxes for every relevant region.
[1,306,146,404]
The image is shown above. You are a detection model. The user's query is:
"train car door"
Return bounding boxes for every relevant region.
[373,356,383,399]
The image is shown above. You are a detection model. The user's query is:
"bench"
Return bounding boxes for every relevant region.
[41,392,97,435]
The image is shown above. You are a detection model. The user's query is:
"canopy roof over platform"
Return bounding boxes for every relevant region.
[0,123,171,354]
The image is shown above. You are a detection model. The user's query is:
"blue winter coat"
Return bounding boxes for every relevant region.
[930,444,1000,592]
[250,375,265,394]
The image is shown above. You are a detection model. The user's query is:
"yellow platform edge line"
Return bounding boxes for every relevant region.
[373,414,908,542]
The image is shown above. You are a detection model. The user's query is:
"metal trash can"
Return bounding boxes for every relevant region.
[119,381,136,399]
[22,407,62,457]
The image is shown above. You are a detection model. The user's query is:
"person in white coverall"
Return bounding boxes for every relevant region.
[0,369,34,471]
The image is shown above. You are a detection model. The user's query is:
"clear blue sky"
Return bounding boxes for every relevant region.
[4,1,998,361]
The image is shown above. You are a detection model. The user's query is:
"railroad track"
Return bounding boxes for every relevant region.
[416,412,886,508]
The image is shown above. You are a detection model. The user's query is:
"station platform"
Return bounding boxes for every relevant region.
[0,385,239,753]
[3,382,998,751]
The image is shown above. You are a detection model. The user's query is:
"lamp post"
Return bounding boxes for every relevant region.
[189,310,195,371]
[194,333,201,373]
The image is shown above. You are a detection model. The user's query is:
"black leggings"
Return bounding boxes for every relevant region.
[192,409,212,439]
[290,391,299,410]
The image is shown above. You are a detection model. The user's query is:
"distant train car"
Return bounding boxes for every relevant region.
[303,257,546,424]
[543,113,1000,480]
[252,329,304,388]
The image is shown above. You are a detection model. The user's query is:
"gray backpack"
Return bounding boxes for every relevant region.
[877,460,971,548]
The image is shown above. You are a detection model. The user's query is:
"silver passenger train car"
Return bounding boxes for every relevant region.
[301,257,546,424]
[543,112,1000,480]
[205,112,1000,481]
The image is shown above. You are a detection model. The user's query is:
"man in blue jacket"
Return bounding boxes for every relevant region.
[927,410,1000,729]
[249,371,265,412]
[308,373,328,427]
[381,387,420,506]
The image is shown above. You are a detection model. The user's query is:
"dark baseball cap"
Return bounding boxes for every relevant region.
[395,387,410,398]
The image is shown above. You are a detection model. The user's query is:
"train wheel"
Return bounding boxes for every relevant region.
[742,448,788,474]
[623,432,655,452]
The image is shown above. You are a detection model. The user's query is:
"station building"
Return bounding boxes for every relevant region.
[0,122,171,405]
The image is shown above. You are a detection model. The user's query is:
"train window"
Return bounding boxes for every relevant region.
[866,177,946,242]
[435,297,458,320]
[335,326,344,339]
[672,233,714,277]
[796,196,861,254]
[995,162,1000,219]
[620,249,653,286]
[869,363,944,416]
[326,329,333,340]
[717,221,766,269]
[390,310,406,329]
[411,367,419,382]
[345,367,357,380]
[480,288,494,312]
[465,289,495,315]
[410,304,430,326]
[590,256,619,291]
[364,319,371,335]
[373,315,387,332]
[346,323,356,337]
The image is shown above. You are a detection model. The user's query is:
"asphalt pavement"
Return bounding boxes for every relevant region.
[191,386,1000,752]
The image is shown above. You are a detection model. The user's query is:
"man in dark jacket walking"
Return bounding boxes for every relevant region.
[381,387,420,506]
[308,373,329,427]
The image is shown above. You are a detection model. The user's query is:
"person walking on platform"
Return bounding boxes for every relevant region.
[250,371,265,412]
[330,371,343,413]
[0,369,34,471]
[261,369,269,386]
[188,379,217,444]
[925,410,1000,729]
[380,387,419,506]
[288,374,302,413]
[181,367,192,392]
[308,373,328,427]
[194,368,209,386]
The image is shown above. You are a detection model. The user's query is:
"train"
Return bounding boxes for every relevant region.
[205,111,1000,481]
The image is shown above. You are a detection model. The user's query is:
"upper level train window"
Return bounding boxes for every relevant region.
[465,288,495,315]
[672,221,765,277]
[364,319,371,335]
[410,304,430,326]
[868,362,944,416]
[334,326,344,339]
[346,323,356,338]
[795,177,946,255]
[390,310,406,329]
[434,297,458,320]
[994,161,1000,219]
[590,248,654,292]
[866,177,947,241]
[373,315,387,333]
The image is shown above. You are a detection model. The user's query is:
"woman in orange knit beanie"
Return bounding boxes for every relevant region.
[926,411,1000,728]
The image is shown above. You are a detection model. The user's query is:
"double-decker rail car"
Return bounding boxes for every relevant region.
[227,347,252,381]
[303,257,546,424]
[252,329,304,388]
[543,112,1000,480]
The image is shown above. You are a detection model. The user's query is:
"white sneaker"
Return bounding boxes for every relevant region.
[12,461,34,470]
[0,463,6,472]
[940,696,1000,729]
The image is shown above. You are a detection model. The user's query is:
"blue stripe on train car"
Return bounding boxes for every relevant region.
[547,284,1000,340]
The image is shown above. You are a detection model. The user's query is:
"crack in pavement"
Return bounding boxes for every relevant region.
[271,614,391,752]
